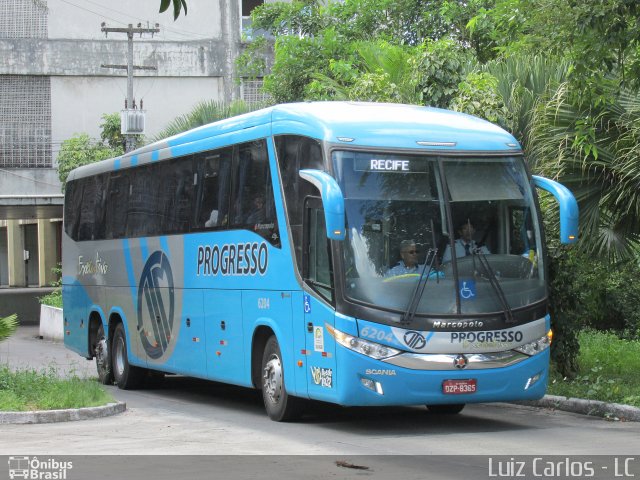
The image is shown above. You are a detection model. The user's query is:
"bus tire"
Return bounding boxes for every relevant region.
[95,323,113,385]
[112,323,145,390]
[426,404,465,415]
[261,335,302,422]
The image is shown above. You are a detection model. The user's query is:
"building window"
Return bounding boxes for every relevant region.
[0,76,52,168]
[241,79,269,104]
[0,0,48,39]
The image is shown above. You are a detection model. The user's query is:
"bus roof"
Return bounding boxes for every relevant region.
[68,102,521,181]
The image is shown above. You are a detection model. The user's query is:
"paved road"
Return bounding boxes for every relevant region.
[1,327,639,459]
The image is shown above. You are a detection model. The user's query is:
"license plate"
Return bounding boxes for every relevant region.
[442,379,477,395]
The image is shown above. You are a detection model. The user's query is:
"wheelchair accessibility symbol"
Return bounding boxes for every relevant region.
[459,280,476,300]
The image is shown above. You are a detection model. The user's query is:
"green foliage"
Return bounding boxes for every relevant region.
[57,134,120,189]
[0,315,18,342]
[39,265,62,309]
[470,0,640,92]
[412,39,473,108]
[530,82,640,261]
[483,55,571,146]
[57,113,126,189]
[159,0,187,20]
[451,71,510,126]
[99,113,125,150]
[546,242,581,378]
[548,330,640,407]
[152,99,269,141]
[0,366,114,411]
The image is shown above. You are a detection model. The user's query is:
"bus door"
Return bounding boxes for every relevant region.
[166,289,206,377]
[303,198,337,401]
[205,290,244,384]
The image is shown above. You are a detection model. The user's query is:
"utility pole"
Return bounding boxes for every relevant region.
[100,23,160,152]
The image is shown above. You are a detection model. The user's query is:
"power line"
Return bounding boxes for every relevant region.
[58,0,212,40]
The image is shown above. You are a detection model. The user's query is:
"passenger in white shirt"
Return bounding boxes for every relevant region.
[442,220,490,262]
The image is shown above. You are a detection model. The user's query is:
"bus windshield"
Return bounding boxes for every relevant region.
[332,150,545,318]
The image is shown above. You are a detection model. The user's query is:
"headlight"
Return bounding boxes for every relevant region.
[326,325,401,360]
[514,330,552,356]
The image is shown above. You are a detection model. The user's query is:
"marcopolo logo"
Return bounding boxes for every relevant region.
[137,251,174,360]
[8,456,72,480]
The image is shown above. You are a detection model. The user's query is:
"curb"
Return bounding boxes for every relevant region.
[0,402,126,425]
[516,395,640,422]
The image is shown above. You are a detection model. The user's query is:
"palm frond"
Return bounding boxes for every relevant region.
[0,314,18,342]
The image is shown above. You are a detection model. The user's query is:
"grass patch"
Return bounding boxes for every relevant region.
[548,330,640,407]
[0,365,114,411]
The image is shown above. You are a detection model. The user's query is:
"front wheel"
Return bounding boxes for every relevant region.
[261,335,302,422]
[94,323,113,385]
[426,404,465,415]
[111,323,145,390]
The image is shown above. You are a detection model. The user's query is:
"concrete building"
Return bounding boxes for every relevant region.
[0,0,269,298]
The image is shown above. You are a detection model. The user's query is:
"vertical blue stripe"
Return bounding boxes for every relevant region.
[160,236,170,258]
[130,155,139,166]
[123,238,138,305]
[140,237,149,262]
[151,150,160,162]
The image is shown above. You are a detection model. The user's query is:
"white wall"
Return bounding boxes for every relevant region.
[47,0,222,41]
[51,76,223,162]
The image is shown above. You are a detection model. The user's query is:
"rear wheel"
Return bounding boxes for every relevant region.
[112,323,145,389]
[261,335,302,422]
[426,404,465,415]
[94,323,113,385]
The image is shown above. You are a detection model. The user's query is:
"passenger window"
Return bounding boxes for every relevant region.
[231,139,280,247]
[193,149,232,230]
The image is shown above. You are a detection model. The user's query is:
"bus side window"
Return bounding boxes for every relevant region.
[275,135,324,269]
[231,139,280,246]
[76,176,107,241]
[304,200,333,303]
[104,173,129,239]
[193,149,231,230]
[64,180,82,240]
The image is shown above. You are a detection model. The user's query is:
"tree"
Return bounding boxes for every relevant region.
[57,114,125,188]
[159,0,187,20]
[152,99,268,141]
[529,82,640,261]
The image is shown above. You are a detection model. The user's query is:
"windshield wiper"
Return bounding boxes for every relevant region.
[473,251,515,324]
[401,248,437,325]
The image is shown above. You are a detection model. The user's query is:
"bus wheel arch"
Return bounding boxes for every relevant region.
[251,326,274,390]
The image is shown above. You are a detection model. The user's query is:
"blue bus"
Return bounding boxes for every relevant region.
[62,102,578,421]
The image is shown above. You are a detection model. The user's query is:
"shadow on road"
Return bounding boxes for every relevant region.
[129,374,531,436]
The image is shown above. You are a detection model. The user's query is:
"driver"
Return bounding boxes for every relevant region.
[385,240,421,277]
[442,220,490,262]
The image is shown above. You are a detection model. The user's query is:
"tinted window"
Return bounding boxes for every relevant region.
[231,140,280,246]
[64,139,280,244]
[275,135,324,271]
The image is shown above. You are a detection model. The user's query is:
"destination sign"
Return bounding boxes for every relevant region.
[354,157,429,173]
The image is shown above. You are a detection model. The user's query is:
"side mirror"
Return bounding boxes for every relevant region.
[299,169,346,240]
[532,175,578,244]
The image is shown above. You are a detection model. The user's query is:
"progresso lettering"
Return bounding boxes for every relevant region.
[197,242,268,277]
[451,330,523,343]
